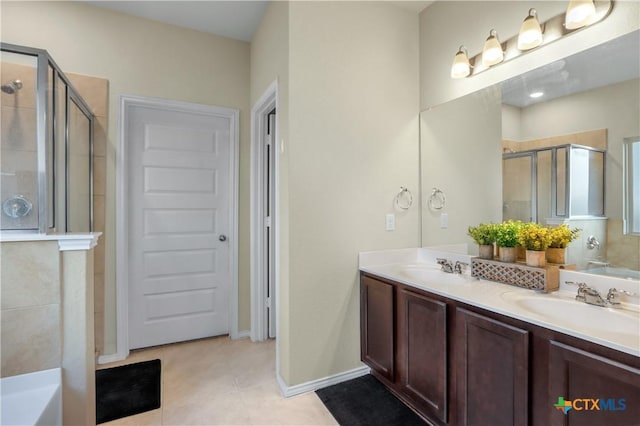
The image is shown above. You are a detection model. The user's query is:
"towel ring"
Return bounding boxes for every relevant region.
[395,187,413,210]
[428,188,446,211]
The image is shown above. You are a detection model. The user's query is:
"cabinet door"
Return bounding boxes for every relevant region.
[397,288,447,423]
[361,275,394,381]
[548,340,640,426]
[456,308,529,426]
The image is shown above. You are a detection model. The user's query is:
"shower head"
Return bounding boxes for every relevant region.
[1,80,23,95]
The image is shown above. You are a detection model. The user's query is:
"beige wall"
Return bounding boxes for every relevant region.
[1,1,252,353]
[420,1,640,109]
[249,1,292,381]
[285,1,420,385]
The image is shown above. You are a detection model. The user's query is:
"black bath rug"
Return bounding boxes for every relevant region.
[96,359,161,424]
[316,374,427,426]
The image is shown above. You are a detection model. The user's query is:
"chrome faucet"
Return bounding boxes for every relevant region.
[437,258,454,273]
[566,281,638,308]
[436,258,468,274]
[586,235,600,250]
[565,281,608,307]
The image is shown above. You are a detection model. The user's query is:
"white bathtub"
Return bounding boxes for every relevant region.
[1,368,61,426]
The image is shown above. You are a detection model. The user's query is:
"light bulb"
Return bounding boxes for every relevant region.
[482,30,504,67]
[451,46,471,79]
[518,9,543,51]
[565,0,596,30]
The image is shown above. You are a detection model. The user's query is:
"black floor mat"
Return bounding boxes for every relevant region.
[316,374,427,426]
[95,359,161,424]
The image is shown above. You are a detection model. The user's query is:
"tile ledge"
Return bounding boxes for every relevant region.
[0,232,101,251]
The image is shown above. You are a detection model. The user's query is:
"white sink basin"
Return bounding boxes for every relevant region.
[500,291,640,341]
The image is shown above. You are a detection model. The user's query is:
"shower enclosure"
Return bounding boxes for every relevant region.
[1,43,94,233]
[503,144,605,223]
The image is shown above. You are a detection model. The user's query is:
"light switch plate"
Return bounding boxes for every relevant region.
[386,214,395,231]
[440,213,448,229]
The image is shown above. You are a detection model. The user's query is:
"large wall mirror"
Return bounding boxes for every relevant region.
[420,30,640,276]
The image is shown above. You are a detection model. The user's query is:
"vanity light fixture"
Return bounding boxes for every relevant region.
[482,29,504,67]
[450,0,612,80]
[565,0,597,29]
[451,45,472,79]
[518,8,543,50]
[529,91,544,98]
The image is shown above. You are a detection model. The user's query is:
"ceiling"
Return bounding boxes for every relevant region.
[86,0,433,42]
[501,30,640,108]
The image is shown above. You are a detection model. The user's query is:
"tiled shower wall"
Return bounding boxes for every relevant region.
[1,60,108,357]
[0,241,61,377]
[67,72,108,357]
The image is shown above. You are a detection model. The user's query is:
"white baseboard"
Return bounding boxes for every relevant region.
[232,330,251,340]
[277,365,371,398]
[97,350,128,365]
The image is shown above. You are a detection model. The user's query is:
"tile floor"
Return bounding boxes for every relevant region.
[99,336,338,425]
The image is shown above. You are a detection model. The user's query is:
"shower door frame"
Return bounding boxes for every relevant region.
[0,43,94,234]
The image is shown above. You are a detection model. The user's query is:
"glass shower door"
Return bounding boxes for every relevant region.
[0,51,39,230]
[503,154,534,222]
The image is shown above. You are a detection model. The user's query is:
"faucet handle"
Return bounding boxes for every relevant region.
[607,288,638,305]
[454,261,469,274]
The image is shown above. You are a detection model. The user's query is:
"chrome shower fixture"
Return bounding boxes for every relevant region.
[1,79,23,94]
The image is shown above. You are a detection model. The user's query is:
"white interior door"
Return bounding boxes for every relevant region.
[127,101,235,349]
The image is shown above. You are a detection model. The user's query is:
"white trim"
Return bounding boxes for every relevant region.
[97,352,126,365]
[233,330,251,340]
[57,233,101,251]
[277,366,371,398]
[250,81,279,343]
[115,95,240,358]
[0,232,101,251]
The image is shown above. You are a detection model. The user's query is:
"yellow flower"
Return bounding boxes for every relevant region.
[548,224,581,248]
[517,223,552,251]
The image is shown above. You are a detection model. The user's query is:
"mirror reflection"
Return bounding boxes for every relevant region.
[420,30,640,276]
[623,137,640,236]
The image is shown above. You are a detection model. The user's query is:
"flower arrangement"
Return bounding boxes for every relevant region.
[467,223,496,246]
[517,222,552,251]
[548,224,580,248]
[494,220,523,248]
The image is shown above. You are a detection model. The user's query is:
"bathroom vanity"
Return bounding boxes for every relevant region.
[359,248,640,426]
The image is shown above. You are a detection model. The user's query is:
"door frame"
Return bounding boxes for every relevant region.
[250,81,279,342]
[111,94,239,362]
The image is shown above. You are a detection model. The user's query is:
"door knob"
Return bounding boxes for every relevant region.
[219,235,227,242]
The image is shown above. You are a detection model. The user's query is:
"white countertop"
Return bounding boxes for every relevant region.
[359,247,640,357]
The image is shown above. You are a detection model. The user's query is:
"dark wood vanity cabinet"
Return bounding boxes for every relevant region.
[360,275,395,381]
[397,288,448,423]
[547,340,640,426]
[456,308,529,426]
[360,272,640,426]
